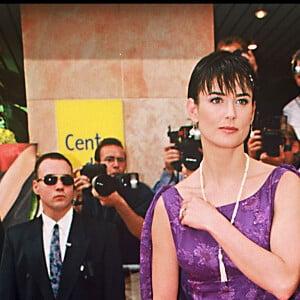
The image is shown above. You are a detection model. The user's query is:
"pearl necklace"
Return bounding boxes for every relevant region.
[199,153,250,282]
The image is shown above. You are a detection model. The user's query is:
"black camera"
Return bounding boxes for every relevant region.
[81,163,107,180]
[233,49,248,56]
[81,163,139,196]
[252,112,285,157]
[167,125,202,172]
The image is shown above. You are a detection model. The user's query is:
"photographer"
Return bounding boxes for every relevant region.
[217,36,258,72]
[248,120,299,168]
[74,137,154,299]
[152,143,184,193]
[152,125,202,193]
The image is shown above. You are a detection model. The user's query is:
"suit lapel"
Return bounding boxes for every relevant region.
[27,216,55,299]
[58,211,90,300]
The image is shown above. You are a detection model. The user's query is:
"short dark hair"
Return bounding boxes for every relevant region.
[34,152,73,178]
[94,138,125,162]
[187,51,257,104]
[216,36,247,51]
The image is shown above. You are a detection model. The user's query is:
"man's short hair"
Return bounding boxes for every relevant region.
[217,36,247,51]
[34,152,73,177]
[94,138,124,162]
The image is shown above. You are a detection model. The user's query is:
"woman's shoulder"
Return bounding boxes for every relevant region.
[254,160,299,178]
[251,158,275,172]
[250,160,299,192]
[250,159,281,182]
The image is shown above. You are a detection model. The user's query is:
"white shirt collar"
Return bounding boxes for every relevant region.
[42,208,73,266]
[42,207,73,232]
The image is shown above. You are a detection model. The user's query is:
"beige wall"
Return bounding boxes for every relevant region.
[21,4,214,187]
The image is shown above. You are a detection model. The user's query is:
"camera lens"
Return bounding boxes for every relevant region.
[92,174,118,196]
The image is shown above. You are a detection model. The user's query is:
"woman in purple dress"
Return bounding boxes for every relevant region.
[140,51,300,299]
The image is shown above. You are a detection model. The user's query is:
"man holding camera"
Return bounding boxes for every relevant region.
[247,49,300,169]
[152,142,184,194]
[152,125,202,193]
[74,137,154,299]
[216,36,258,72]
[247,117,299,167]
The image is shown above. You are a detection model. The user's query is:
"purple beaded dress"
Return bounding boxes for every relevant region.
[140,165,300,299]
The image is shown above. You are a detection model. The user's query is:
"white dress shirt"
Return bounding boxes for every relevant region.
[42,208,73,277]
[283,95,300,140]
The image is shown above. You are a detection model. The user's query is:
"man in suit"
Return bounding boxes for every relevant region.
[0,152,125,300]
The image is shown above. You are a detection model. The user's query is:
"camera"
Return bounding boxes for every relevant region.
[167,125,202,172]
[81,163,139,196]
[80,163,107,180]
[233,49,248,56]
[252,112,285,157]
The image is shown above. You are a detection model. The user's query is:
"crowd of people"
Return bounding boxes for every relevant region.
[0,41,299,300]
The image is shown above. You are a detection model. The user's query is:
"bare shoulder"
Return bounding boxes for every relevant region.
[251,159,299,183]
[250,158,275,176]
[247,159,299,200]
[274,166,300,217]
[276,165,300,189]
[247,158,273,181]
[155,195,165,211]
[246,159,276,197]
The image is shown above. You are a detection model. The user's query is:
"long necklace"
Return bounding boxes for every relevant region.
[199,153,250,282]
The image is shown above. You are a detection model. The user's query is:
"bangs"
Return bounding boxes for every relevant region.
[188,51,256,102]
[201,73,253,96]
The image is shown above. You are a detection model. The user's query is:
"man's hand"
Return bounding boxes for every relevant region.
[91,189,124,208]
[259,145,285,166]
[247,130,262,159]
[72,166,92,211]
[164,143,180,173]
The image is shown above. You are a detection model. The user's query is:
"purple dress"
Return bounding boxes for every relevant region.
[140,164,300,299]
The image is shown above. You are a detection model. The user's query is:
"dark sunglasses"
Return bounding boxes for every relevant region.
[37,174,74,186]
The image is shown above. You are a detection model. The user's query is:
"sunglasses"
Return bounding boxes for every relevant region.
[37,174,74,186]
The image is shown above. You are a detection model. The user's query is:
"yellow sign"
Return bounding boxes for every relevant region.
[56,99,124,169]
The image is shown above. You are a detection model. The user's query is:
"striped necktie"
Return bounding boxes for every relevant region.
[49,224,62,298]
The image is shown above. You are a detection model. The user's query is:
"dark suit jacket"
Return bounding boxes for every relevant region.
[82,181,154,265]
[0,210,125,300]
[0,220,4,260]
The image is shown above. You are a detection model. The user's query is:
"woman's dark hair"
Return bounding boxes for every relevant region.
[94,137,125,162]
[34,152,73,178]
[187,51,257,104]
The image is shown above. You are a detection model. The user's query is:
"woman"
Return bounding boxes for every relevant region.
[140,51,300,299]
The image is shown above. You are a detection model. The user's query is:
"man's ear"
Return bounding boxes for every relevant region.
[32,179,39,196]
[186,98,199,123]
